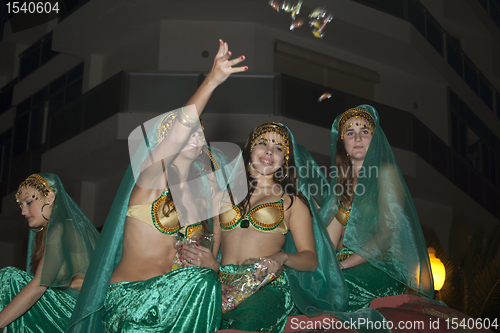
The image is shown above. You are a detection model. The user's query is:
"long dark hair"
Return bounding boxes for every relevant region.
[162,150,213,234]
[31,228,47,274]
[238,124,310,214]
[336,137,355,206]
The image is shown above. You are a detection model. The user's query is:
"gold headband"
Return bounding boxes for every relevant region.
[338,108,376,139]
[250,122,290,161]
[16,174,53,201]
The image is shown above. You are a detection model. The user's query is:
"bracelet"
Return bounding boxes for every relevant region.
[339,261,345,270]
[181,106,197,122]
[177,114,197,128]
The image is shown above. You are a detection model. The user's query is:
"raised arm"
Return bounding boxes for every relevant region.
[0,258,47,329]
[134,40,246,195]
[151,40,246,163]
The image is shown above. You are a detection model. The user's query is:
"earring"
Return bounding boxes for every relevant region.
[275,158,289,182]
[275,167,288,182]
[347,153,350,163]
[30,226,45,233]
[41,203,50,221]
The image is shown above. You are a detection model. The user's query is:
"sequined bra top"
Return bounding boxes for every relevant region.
[334,201,351,226]
[126,188,203,238]
[219,193,288,234]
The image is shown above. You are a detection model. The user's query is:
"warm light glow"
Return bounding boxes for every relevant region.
[428,247,446,291]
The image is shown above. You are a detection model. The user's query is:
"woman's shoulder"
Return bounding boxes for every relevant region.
[283,192,308,213]
[377,162,399,179]
[129,184,166,206]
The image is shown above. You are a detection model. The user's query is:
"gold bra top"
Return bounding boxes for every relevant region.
[335,201,351,226]
[126,189,202,238]
[219,193,288,235]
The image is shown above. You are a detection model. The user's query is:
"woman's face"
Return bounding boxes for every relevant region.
[249,132,286,176]
[342,117,373,161]
[179,126,205,160]
[17,188,51,229]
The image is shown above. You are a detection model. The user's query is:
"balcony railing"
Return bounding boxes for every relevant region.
[354,0,500,118]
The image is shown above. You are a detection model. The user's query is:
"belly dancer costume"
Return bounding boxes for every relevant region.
[101,188,220,333]
[319,105,435,311]
[0,173,98,332]
[218,193,293,332]
[67,110,227,333]
[216,122,353,332]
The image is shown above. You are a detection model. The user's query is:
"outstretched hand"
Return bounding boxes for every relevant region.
[205,39,247,88]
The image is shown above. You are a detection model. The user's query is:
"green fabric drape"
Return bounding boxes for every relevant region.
[0,267,78,333]
[102,267,221,333]
[279,125,349,315]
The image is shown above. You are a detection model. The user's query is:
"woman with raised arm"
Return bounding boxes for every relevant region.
[66,40,246,333]
[320,105,434,311]
[0,173,99,332]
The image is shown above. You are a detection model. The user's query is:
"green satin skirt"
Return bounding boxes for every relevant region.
[219,264,293,333]
[101,266,221,333]
[338,248,405,312]
[0,266,78,333]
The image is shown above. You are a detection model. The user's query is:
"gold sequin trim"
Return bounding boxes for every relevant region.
[338,108,376,139]
[250,122,290,160]
[218,269,285,286]
[248,201,284,231]
[219,202,243,230]
[184,222,203,239]
[16,174,53,201]
[335,203,351,226]
[152,193,180,235]
[337,252,352,262]
[157,112,178,144]
[202,147,220,170]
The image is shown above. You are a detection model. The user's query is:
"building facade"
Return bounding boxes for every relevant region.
[1,0,499,268]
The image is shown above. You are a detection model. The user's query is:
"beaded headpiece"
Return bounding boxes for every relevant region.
[338,108,376,140]
[15,174,53,202]
[250,122,290,163]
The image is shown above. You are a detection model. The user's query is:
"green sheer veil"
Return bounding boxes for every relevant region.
[66,110,238,333]
[275,124,349,314]
[320,104,434,298]
[22,173,99,287]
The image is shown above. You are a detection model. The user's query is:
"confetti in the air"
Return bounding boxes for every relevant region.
[290,18,304,31]
[267,1,333,38]
[309,7,333,39]
[269,0,280,11]
[318,93,332,102]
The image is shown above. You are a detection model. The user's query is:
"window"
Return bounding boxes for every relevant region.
[274,42,380,100]
[19,32,59,80]
[13,63,83,157]
[449,90,499,185]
